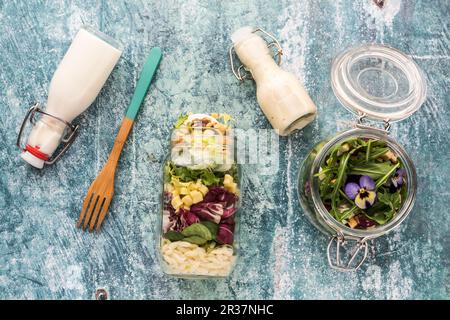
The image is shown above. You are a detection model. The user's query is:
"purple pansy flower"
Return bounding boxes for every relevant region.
[391,168,406,189]
[344,175,377,209]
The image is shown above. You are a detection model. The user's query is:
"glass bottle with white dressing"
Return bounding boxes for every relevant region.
[230,27,317,136]
[18,27,122,168]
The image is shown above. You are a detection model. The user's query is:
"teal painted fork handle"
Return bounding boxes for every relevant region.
[125,47,162,120]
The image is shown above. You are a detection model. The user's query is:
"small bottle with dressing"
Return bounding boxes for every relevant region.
[230,27,317,136]
[17,27,122,168]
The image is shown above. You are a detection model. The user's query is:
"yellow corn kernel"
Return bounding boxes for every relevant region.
[223,174,233,186]
[179,187,189,195]
[181,195,193,206]
[225,182,238,194]
[172,189,180,198]
[171,196,183,209]
[211,113,220,119]
[187,183,197,191]
[198,185,209,196]
[190,190,203,204]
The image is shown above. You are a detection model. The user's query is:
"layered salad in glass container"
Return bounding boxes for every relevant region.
[158,113,240,277]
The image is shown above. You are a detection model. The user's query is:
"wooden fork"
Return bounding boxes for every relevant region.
[77,47,162,232]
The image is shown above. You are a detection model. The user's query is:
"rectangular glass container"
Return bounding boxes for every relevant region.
[157,113,241,278]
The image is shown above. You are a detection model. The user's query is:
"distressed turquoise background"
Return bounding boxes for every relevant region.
[0,0,449,299]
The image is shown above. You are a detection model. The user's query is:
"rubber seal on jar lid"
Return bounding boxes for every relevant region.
[331,44,427,122]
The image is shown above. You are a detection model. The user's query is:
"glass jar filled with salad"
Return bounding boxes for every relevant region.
[158,113,240,278]
[298,44,426,271]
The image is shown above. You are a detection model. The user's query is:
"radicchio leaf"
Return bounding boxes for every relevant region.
[202,187,238,220]
[190,203,223,224]
[162,211,172,233]
[222,207,237,220]
[204,187,237,208]
[165,199,187,232]
[216,223,234,245]
[163,192,173,210]
[181,208,200,226]
[220,216,235,226]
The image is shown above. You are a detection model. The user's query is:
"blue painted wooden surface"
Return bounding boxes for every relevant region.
[0,0,449,299]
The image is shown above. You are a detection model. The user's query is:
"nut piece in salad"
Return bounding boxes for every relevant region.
[316,137,408,230]
[161,113,238,277]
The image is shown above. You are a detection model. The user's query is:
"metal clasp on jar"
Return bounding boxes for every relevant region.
[356,112,391,134]
[327,233,369,272]
[229,28,283,82]
[16,103,79,165]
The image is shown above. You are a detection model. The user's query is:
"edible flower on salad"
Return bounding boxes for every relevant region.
[344,175,377,209]
[317,137,408,229]
[391,168,406,189]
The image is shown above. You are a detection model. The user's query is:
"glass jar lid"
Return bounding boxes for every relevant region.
[331,44,427,122]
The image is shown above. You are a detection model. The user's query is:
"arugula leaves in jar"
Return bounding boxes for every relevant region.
[316,138,408,229]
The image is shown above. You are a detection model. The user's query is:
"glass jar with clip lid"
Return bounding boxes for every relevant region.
[298,44,427,271]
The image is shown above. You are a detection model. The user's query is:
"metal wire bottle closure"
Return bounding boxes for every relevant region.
[16,103,80,165]
[229,28,283,82]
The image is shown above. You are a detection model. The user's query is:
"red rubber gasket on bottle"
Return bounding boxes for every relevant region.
[25,144,49,161]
